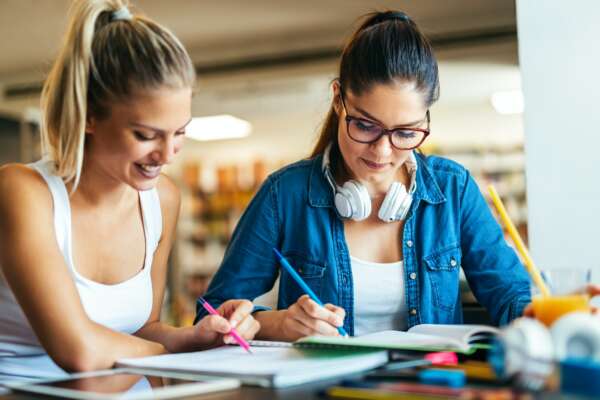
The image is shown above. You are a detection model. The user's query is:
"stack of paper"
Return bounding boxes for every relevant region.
[118,346,388,388]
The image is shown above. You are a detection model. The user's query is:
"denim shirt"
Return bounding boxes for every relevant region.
[196,153,531,335]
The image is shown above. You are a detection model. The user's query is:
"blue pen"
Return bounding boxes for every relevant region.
[272,248,348,337]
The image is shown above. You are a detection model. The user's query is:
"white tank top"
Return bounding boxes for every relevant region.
[351,255,407,336]
[0,160,162,380]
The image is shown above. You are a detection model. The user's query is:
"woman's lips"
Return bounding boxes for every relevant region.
[135,163,161,179]
[361,158,389,170]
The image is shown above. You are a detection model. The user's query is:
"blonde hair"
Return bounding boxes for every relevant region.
[40,0,195,189]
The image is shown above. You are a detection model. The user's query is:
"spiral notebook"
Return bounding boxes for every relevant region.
[250,324,499,354]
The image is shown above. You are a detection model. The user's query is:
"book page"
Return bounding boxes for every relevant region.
[407,324,499,345]
[298,330,472,352]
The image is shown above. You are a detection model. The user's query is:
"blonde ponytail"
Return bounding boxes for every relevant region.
[40,0,195,189]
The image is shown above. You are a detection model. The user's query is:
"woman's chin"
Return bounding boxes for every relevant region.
[128,175,159,191]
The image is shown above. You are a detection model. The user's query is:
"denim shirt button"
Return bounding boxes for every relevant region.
[450,258,457,267]
[406,240,413,248]
[409,272,417,280]
[410,308,417,315]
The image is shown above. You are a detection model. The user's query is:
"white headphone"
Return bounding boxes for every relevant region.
[321,143,417,222]
[491,313,600,391]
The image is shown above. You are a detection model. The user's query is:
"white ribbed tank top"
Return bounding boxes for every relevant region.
[0,160,162,381]
[351,255,407,336]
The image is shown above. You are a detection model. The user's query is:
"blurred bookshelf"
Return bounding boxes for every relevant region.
[172,158,282,325]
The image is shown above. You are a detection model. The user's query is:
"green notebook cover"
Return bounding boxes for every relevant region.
[294,325,499,354]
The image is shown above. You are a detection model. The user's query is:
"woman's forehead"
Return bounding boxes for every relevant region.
[344,83,428,126]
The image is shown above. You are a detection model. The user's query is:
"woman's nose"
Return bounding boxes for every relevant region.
[371,131,394,157]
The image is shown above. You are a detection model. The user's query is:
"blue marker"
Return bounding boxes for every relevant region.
[272,248,348,337]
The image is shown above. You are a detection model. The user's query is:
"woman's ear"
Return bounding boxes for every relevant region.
[332,80,342,116]
[85,115,96,135]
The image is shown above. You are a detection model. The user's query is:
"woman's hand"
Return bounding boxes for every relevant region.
[523,284,600,317]
[279,295,346,341]
[195,299,260,348]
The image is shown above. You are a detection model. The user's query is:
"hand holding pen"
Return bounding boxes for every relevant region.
[273,248,348,340]
[197,298,259,353]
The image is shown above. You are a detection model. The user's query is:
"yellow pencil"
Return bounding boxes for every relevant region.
[487,185,551,297]
[326,387,447,400]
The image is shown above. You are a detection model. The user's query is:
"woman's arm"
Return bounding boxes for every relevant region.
[197,175,344,341]
[134,175,259,352]
[0,165,166,373]
[458,171,531,325]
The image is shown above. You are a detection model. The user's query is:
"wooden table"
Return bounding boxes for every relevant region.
[2,379,333,400]
[0,376,580,400]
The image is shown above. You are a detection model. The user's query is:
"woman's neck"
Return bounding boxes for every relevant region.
[68,158,135,209]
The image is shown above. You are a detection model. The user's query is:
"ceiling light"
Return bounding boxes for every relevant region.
[186,115,252,141]
[491,90,524,115]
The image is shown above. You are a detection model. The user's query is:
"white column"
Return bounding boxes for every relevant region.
[517,0,600,274]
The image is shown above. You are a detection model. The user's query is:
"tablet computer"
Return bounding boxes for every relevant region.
[5,368,240,400]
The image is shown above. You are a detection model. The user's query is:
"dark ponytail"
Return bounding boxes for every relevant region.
[311,11,439,157]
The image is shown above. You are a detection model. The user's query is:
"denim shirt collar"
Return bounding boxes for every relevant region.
[308,152,446,208]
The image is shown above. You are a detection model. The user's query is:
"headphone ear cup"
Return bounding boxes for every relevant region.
[340,180,371,221]
[378,182,410,222]
[494,318,554,391]
[334,188,354,219]
[378,182,402,222]
[551,312,600,361]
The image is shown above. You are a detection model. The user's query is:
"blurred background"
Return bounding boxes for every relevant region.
[0,0,528,325]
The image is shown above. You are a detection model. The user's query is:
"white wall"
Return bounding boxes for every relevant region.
[517,0,600,273]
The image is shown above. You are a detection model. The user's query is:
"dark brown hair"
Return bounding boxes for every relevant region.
[311,11,439,158]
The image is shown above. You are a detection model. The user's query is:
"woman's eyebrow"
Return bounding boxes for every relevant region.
[129,118,193,133]
[353,105,424,128]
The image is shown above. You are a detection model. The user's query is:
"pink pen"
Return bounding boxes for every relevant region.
[198,297,252,354]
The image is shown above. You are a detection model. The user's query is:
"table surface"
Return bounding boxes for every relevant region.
[0,375,578,400]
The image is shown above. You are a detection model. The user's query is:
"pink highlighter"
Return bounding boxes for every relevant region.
[383,351,458,371]
[198,297,253,354]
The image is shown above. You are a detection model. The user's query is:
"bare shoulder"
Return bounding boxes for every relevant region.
[155,173,181,224]
[0,163,52,211]
[156,173,181,208]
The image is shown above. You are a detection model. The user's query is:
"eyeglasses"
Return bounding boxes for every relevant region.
[340,92,430,150]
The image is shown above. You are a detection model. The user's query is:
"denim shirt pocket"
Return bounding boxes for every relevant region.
[423,245,462,313]
[281,251,327,302]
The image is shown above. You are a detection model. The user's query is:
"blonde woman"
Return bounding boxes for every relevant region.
[0,0,259,381]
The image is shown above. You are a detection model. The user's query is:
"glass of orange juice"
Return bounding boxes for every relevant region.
[531,268,591,327]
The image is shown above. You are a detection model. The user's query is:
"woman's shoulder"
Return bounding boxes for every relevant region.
[0,163,51,199]
[155,173,180,208]
[155,173,181,225]
[0,163,53,223]
[417,153,470,183]
[265,157,317,188]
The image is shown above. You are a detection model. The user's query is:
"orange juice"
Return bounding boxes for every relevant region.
[531,294,590,326]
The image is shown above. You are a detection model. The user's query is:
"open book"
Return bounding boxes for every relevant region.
[250,324,499,354]
[117,346,388,388]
